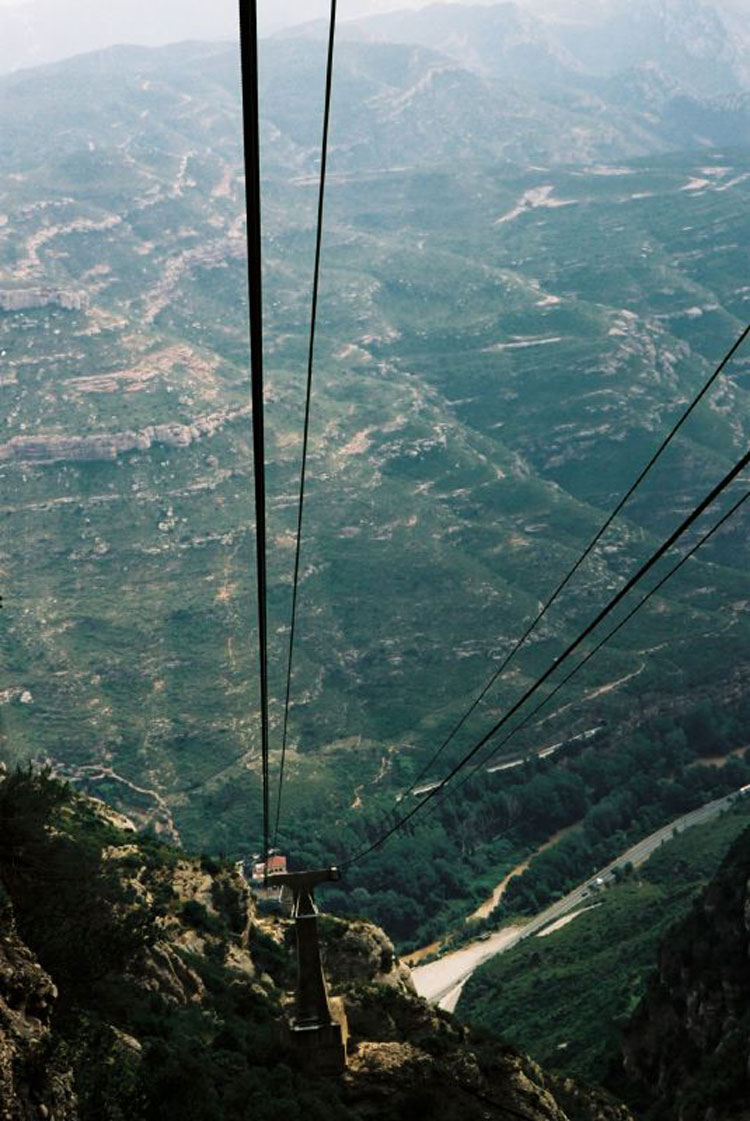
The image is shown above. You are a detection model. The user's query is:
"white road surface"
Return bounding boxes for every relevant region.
[411,791,742,1010]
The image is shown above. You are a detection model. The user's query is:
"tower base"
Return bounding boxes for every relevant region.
[283,996,348,1073]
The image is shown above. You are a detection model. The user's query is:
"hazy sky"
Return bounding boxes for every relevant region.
[0,0,542,38]
[0,0,748,72]
[256,0,526,32]
[0,0,550,76]
[0,0,516,75]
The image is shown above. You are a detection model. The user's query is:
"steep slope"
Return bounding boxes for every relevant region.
[456,797,750,1083]
[3,40,750,869]
[610,822,750,1120]
[0,767,633,1120]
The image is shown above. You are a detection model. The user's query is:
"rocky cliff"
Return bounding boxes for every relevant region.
[612,824,750,1120]
[0,406,251,464]
[0,904,77,1120]
[0,287,88,312]
[0,769,633,1121]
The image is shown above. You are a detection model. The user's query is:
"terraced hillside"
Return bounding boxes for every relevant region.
[1,33,749,861]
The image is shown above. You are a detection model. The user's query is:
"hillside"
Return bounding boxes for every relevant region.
[457,796,750,1082]
[611,812,750,1119]
[1,9,750,957]
[0,767,633,1121]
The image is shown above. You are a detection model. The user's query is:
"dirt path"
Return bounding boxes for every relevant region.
[57,762,181,844]
[403,940,442,968]
[692,744,749,768]
[468,823,582,922]
[583,662,645,701]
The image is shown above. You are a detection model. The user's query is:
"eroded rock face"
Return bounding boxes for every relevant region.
[320,915,415,994]
[0,287,88,312]
[615,826,750,1121]
[136,861,257,1004]
[0,406,251,464]
[0,907,77,1121]
[341,984,634,1121]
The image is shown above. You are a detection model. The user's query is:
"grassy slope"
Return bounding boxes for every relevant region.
[1,44,750,865]
[457,799,750,1083]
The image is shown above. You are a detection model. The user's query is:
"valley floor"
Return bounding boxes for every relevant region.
[411,787,746,1009]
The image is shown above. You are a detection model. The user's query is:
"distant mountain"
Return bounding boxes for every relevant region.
[3,37,750,867]
[1,0,747,96]
[270,1,750,168]
[289,0,749,97]
[533,0,744,95]
[259,35,750,175]
[323,2,583,86]
[255,33,748,174]
[0,0,237,74]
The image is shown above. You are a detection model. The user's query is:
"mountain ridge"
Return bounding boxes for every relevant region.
[282,0,749,97]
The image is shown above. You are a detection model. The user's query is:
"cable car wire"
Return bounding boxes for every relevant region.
[342,444,750,867]
[400,323,750,802]
[274,0,339,848]
[418,484,750,825]
[238,0,270,863]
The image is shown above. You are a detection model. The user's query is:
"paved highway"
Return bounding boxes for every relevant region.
[412,790,744,1009]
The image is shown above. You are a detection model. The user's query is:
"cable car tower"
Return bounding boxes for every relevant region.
[239,0,345,1074]
[266,866,348,1072]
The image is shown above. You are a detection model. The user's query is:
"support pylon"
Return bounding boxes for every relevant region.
[266,865,348,1072]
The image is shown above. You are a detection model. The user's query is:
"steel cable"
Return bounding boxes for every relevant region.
[274,0,339,846]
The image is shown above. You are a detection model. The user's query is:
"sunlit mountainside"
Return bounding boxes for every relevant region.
[1,2,750,877]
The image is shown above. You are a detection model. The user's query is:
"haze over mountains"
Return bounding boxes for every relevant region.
[1,0,750,862]
[0,0,749,79]
[296,0,750,94]
[3,7,750,1115]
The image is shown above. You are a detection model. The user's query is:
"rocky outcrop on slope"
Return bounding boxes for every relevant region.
[0,288,88,312]
[612,825,750,1120]
[0,902,76,1121]
[341,983,633,1121]
[0,769,635,1121]
[320,915,415,994]
[0,405,251,464]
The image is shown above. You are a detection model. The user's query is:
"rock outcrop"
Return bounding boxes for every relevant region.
[613,825,750,1121]
[341,984,633,1121]
[0,770,636,1121]
[0,288,88,312]
[0,406,251,464]
[0,904,76,1121]
[320,915,415,994]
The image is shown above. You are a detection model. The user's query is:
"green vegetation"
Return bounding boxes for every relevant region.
[2,40,750,966]
[0,767,154,997]
[457,801,750,1083]
[609,822,750,1121]
[276,703,750,950]
[0,769,358,1120]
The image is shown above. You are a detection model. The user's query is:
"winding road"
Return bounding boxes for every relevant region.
[412,790,745,1012]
